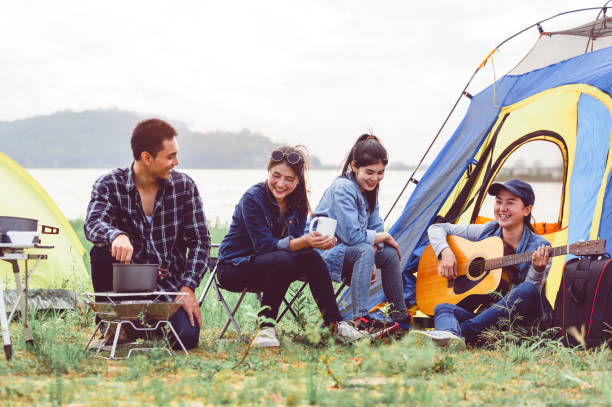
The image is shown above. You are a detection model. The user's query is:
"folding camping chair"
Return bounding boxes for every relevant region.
[275,279,348,323]
[198,260,261,342]
[198,248,303,342]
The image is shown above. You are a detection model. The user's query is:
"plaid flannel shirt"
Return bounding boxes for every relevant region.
[84,165,211,292]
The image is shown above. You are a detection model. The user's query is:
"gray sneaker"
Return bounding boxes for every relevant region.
[337,320,368,341]
[252,327,280,348]
[408,330,466,351]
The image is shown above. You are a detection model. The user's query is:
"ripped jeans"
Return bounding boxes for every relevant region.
[341,243,407,321]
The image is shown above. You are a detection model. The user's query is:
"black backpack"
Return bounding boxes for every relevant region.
[552,256,612,348]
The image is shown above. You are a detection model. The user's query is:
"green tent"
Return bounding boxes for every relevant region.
[1,152,91,309]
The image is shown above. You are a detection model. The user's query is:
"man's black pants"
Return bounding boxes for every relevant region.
[217,249,342,327]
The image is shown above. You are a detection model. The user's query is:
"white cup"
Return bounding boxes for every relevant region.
[308,216,337,238]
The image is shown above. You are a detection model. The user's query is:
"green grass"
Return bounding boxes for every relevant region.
[0,223,610,406]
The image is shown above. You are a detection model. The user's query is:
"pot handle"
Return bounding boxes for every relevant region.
[41,225,60,235]
[157,267,169,278]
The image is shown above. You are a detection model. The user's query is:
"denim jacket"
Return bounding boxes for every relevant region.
[312,172,384,282]
[218,182,305,265]
[427,220,552,293]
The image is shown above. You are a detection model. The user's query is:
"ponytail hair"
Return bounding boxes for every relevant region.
[341,133,388,212]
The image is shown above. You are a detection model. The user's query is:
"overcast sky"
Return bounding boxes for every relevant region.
[0,1,600,165]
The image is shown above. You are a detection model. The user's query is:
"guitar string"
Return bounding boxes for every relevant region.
[464,241,600,272]
[484,245,568,270]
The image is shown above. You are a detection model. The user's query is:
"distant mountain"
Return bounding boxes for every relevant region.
[0,109,321,168]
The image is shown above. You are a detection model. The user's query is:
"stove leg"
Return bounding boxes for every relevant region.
[165,321,189,355]
[109,321,122,360]
[3,344,11,361]
[11,262,33,343]
[84,321,103,352]
[94,322,111,357]
[0,279,12,360]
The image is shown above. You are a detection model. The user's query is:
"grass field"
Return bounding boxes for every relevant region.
[0,222,610,406]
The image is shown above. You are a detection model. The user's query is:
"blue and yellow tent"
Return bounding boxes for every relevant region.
[340,10,612,319]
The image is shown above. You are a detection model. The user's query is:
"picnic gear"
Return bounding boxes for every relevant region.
[198,254,305,343]
[87,326,136,351]
[386,11,612,316]
[0,154,90,312]
[308,216,337,238]
[0,216,59,243]
[416,236,606,315]
[276,274,350,326]
[552,256,612,348]
[0,241,55,360]
[112,263,169,292]
[0,216,38,234]
[84,291,188,360]
[5,231,39,245]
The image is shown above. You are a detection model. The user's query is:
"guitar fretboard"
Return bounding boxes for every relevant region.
[484,246,567,270]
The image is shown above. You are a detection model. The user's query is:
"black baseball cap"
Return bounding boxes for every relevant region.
[488,179,535,206]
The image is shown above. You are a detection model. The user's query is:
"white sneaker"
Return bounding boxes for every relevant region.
[252,327,280,348]
[408,330,466,351]
[337,320,368,341]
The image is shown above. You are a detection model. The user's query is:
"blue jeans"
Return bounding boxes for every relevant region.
[434,281,541,344]
[341,244,407,321]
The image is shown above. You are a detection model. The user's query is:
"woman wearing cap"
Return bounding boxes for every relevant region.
[409,179,551,349]
[217,146,366,347]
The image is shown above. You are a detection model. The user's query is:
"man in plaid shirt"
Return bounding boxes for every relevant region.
[85,119,211,349]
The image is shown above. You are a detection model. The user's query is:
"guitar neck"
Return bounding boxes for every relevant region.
[485,246,566,270]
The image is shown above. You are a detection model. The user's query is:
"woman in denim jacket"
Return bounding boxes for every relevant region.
[313,135,411,333]
[217,146,365,347]
[409,179,551,350]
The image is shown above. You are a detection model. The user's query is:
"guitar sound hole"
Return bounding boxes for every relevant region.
[467,257,486,280]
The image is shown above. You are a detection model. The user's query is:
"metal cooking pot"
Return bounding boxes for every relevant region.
[0,216,60,243]
[0,216,38,231]
[112,264,169,292]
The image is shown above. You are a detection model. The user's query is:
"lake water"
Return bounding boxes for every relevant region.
[25,168,563,227]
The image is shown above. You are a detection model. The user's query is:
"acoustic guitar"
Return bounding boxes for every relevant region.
[415,236,606,316]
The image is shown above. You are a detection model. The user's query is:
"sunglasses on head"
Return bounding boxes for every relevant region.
[271,150,302,165]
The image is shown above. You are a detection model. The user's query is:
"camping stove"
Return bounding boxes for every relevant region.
[84,291,188,360]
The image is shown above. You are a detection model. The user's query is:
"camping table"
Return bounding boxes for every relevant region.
[0,243,53,361]
[83,291,188,360]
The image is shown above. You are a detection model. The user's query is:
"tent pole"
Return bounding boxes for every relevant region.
[384,68,479,222]
[384,6,606,223]
[585,1,611,53]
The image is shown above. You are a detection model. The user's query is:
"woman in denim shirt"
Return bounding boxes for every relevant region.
[218,146,365,347]
[409,179,551,350]
[313,135,410,333]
